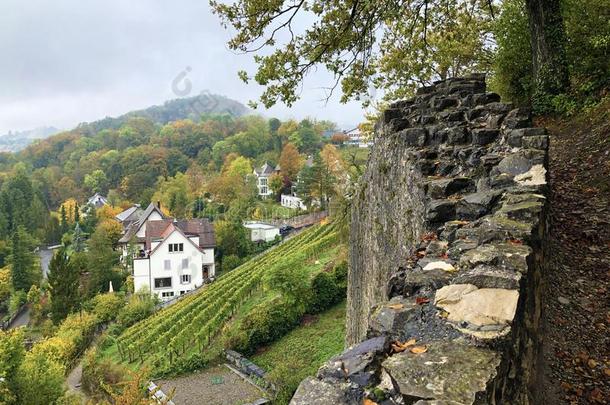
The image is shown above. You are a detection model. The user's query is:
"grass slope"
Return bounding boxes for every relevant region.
[103,223,340,372]
[252,302,346,404]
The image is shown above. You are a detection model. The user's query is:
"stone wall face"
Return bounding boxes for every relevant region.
[291,75,549,405]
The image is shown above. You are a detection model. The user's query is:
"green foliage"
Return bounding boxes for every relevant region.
[221,254,243,273]
[489,0,532,105]
[47,248,80,324]
[15,349,65,405]
[92,293,125,323]
[84,169,109,194]
[307,272,341,314]
[251,302,346,405]
[87,222,123,296]
[211,0,495,107]
[264,265,310,308]
[231,297,303,356]
[214,219,252,259]
[115,292,158,333]
[9,225,39,292]
[8,290,26,315]
[0,328,25,403]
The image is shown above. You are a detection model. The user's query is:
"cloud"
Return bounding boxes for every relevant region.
[0,0,365,133]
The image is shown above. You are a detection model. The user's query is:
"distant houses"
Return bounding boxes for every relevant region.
[343,127,372,148]
[243,222,280,243]
[116,202,216,301]
[87,193,109,208]
[253,162,280,199]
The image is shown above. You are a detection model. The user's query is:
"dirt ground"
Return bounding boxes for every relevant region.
[156,365,268,405]
[539,106,610,404]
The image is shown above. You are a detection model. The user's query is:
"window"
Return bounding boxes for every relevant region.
[260,177,267,186]
[182,258,189,269]
[168,243,184,253]
[164,260,171,270]
[161,291,174,298]
[261,186,268,194]
[181,274,191,284]
[154,277,172,289]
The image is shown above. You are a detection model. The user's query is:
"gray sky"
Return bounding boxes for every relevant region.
[0,0,366,134]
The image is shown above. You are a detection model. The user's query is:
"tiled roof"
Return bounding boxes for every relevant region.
[143,218,216,250]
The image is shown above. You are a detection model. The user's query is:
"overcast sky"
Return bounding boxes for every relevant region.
[0,0,366,134]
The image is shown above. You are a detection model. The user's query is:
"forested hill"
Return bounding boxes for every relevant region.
[0,93,248,153]
[76,92,249,135]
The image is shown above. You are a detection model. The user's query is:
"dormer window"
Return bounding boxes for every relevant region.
[169,243,184,253]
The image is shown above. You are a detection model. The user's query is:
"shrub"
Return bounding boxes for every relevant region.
[81,347,126,400]
[8,290,26,314]
[222,254,242,272]
[332,260,348,293]
[92,293,125,323]
[307,272,341,314]
[231,298,303,356]
[115,292,156,331]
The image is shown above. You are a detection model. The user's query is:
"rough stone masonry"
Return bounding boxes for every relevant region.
[290,74,550,404]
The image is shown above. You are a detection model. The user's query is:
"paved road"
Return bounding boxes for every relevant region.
[8,307,30,329]
[38,248,55,279]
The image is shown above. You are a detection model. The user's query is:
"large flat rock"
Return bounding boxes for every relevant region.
[382,341,500,404]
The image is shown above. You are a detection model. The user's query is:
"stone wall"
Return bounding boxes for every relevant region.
[291,74,549,404]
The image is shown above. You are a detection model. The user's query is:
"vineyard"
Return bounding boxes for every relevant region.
[112,222,339,367]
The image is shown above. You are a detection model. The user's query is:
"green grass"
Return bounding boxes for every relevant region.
[252,301,346,404]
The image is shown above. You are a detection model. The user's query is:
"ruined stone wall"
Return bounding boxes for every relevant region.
[291,75,549,404]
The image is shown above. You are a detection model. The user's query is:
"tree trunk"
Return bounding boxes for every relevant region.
[525,0,569,97]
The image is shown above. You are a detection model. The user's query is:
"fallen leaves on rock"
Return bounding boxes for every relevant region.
[410,346,428,354]
[415,297,430,305]
[391,338,416,353]
[387,303,404,310]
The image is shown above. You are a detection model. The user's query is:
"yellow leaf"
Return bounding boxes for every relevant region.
[391,338,417,353]
[363,399,378,405]
[387,303,404,310]
[410,345,428,354]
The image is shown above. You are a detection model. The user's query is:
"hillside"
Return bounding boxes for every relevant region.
[76,93,249,135]
[102,223,341,372]
[0,126,61,153]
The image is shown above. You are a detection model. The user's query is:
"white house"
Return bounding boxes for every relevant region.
[87,193,109,208]
[132,218,216,301]
[243,222,280,243]
[280,194,306,210]
[253,162,279,199]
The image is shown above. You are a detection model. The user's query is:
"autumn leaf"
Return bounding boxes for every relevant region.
[391,338,416,353]
[387,303,404,310]
[415,297,430,305]
[363,399,379,405]
[410,345,428,354]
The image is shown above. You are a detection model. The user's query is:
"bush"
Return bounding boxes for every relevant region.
[115,292,157,331]
[81,347,126,400]
[229,298,303,356]
[91,293,124,323]
[222,254,242,272]
[8,290,26,314]
[332,260,348,293]
[307,272,341,314]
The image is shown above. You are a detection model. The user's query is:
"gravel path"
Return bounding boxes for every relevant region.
[156,365,267,405]
[540,113,610,404]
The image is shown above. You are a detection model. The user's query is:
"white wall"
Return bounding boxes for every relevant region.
[281,194,306,210]
[133,230,215,300]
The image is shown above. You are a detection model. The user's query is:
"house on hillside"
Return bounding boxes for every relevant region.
[115,204,143,228]
[243,222,280,243]
[87,193,109,208]
[131,218,216,300]
[281,156,315,210]
[253,162,280,199]
[118,202,167,255]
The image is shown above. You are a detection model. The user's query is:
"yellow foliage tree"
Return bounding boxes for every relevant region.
[59,198,79,224]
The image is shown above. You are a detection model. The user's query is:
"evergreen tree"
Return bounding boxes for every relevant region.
[74,202,80,224]
[59,205,68,235]
[47,248,79,323]
[87,224,122,296]
[72,223,85,253]
[9,226,37,292]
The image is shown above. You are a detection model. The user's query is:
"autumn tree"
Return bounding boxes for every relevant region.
[278,143,303,181]
[84,169,108,194]
[212,0,569,106]
[47,248,79,323]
